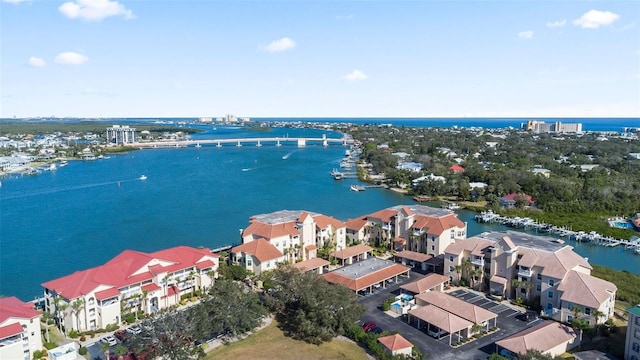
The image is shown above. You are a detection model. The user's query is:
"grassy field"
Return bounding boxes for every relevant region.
[204,321,368,360]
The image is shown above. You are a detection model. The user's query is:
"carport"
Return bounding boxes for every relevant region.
[322,257,411,294]
[394,250,432,271]
[331,244,373,265]
[408,305,472,346]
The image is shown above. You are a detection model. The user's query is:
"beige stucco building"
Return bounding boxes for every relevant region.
[0,297,43,360]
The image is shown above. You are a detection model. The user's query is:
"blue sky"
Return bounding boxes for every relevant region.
[1,0,639,118]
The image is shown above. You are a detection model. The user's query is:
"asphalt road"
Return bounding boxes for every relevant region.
[358,271,541,360]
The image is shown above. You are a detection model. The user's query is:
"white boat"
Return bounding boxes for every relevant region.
[350,185,366,192]
[139,175,148,181]
[59,161,68,167]
[445,203,460,210]
[49,163,57,171]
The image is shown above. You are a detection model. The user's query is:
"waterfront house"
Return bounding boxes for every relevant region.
[499,193,535,208]
[377,334,413,357]
[41,246,218,332]
[495,320,579,359]
[230,239,286,277]
[362,205,466,257]
[444,231,617,324]
[625,304,640,360]
[0,297,43,360]
[241,210,346,263]
[345,217,372,244]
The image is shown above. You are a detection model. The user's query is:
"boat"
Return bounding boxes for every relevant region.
[49,163,57,171]
[195,143,202,148]
[350,185,366,192]
[139,175,148,181]
[413,195,431,202]
[442,202,460,210]
[59,161,68,167]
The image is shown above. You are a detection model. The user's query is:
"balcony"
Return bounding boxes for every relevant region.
[517,267,532,277]
[471,257,485,267]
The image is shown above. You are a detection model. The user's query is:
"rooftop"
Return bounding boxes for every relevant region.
[389,204,453,218]
[478,230,568,253]
[627,304,640,317]
[333,257,395,279]
[249,210,319,225]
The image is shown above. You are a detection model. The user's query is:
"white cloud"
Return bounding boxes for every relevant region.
[263,37,296,53]
[59,0,135,21]
[573,10,619,29]
[344,69,368,81]
[54,52,89,65]
[546,19,566,28]
[518,30,534,39]
[27,57,46,67]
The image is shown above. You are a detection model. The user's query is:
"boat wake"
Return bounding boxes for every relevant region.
[282,150,298,160]
[1,178,142,200]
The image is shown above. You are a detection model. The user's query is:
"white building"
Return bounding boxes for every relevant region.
[0,297,43,360]
[106,125,136,145]
[626,304,640,360]
[42,246,218,332]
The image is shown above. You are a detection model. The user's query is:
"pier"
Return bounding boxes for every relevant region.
[474,210,639,253]
[133,135,354,149]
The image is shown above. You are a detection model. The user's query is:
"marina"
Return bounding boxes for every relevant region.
[475,210,640,254]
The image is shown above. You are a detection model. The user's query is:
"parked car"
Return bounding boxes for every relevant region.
[371,326,383,334]
[362,321,376,332]
[114,330,127,341]
[126,326,142,334]
[516,310,538,322]
[101,335,118,346]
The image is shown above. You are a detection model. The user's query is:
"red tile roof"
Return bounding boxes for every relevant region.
[0,297,40,323]
[394,250,432,263]
[449,164,465,172]
[243,221,299,240]
[141,283,161,292]
[196,260,215,270]
[314,214,345,229]
[0,322,23,340]
[95,288,120,301]
[331,244,373,259]
[42,246,218,300]
[409,305,472,333]
[501,193,534,203]
[412,213,465,236]
[291,258,330,271]
[232,238,284,263]
[366,209,398,223]
[400,273,449,294]
[415,291,497,324]
[378,334,413,351]
[557,271,617,308]
[322,263,410,291]
[305,244,317,251]
[345,217,369,231]
[495,320,577,355]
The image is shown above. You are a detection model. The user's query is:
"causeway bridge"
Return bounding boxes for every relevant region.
[133,135,354,148]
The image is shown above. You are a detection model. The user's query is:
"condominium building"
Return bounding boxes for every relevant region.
[444,231,617,325]
[361,205,466,256]
[42,246,219,332]
[240,210,347,263]
[523,120,583,133]
[0,297,43,360]
[106,125,136,145]
[626,304,640,360]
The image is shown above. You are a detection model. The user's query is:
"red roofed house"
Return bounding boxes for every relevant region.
[231,238,286,276]
[363,205,466,257]
[449,164,465,173]
[0,297,43,360]
[377,334,413,357]
[241,210,346,263]
[345,217,372,244]
[495,320,579,359]
[42,246,219,332]
[499,193,535,208]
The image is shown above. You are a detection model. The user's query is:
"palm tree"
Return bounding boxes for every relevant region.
[114,344,128,360]
[454,265,462,284]
[70,298,85,331]
[511,279,521,300]
[53,296,68,334]
[100,340,111,360]
[570,305,582,323]
[472,267,484,291]
[162,275,170,308]
[591,308,605,335]
[141,289,149,315]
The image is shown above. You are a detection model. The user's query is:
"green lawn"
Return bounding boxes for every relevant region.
[204,321,369,360]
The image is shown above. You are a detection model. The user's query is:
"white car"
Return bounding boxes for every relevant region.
[101,335,117,346]
[126,326,142,335]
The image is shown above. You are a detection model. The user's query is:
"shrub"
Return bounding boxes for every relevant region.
[78,347,88,355]
[43,342,57,350]
[68,330,79,339]
[123,313,136,324]
[33,350,44,359]
[79,335,86,342]
[105,323,119,332]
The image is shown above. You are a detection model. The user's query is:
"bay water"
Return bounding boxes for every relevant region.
[1,123,638,301]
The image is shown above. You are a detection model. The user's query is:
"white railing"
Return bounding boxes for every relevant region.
[518,268,532,277]
[471,258,485,266]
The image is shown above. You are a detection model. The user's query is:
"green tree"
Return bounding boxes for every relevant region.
[264,266,365,344]
[70,298,85,331]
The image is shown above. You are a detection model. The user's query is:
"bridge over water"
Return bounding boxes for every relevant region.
[133,135,354,149]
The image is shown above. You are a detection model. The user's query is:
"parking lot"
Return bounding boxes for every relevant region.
[358,273,543,360]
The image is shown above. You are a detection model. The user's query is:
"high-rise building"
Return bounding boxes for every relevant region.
[106,125,136,145]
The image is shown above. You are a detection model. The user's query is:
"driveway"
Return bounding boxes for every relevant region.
[358,276,541,360]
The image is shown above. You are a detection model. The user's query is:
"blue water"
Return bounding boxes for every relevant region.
[1,122,639,301]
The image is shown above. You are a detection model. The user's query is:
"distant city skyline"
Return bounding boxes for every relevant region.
[1,0,639,118]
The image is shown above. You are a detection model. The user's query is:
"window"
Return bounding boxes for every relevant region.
[584,307,591,316]
[636,317,640,326]
[548,291,553,299]
[449,255,454,262]
[536,284,541,291]
[635,329,640,340]
[633,342,640,352]
[537,273,542,280]
[520,288,526,294]
[431,245,435,251]
[548,279,554,287]
[266,261,270,268]
[449,266,454,272]
[567,315,573,323]
[247,259,252,267]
